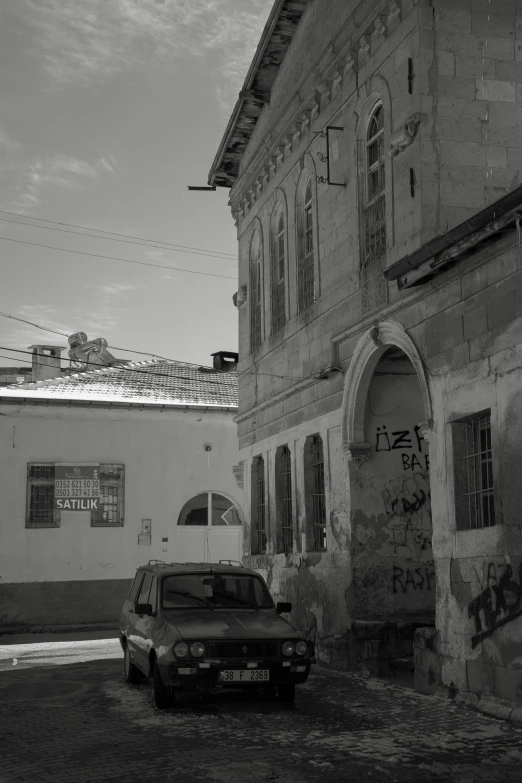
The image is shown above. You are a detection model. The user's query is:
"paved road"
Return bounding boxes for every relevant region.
[1,633,522,782]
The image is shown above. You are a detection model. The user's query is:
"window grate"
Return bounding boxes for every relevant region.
[298,181,315,313]
[91,464,125,526]
[26,464,59,527]
[250,232,262,351]
[251,457,267,555]
[454,412,495,531]
[271,211,286,334]
[310,436,326,551]
[363,194,386,266]
[364,104,386,266]
[277,445,293,554]
[461,413,495,530]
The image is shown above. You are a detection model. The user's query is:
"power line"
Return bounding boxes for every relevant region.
[0,210,236,260]
[0,236,237,280]
[0,312,304,382]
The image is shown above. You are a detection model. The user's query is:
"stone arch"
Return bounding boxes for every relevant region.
[341,319,432,463]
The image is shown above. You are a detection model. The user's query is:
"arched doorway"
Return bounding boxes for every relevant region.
[342,320,435,672]
[175,492,243,564]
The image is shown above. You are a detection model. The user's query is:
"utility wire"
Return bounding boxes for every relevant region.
[0,236,237,280]
[0,342,302,382]
[0,209,236,259]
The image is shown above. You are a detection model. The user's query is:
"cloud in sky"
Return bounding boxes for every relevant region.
[13,153,117,211]
[18,0,269,113]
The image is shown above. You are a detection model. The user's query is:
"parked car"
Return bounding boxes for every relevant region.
[119,560,314,709]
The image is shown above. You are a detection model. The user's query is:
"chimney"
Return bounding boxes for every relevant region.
[211,351,239,372]
[29,344,66,382]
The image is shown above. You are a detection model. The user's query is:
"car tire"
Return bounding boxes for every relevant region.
[153,661,175,710]
[278,683,295,703]
[123,644,142,684]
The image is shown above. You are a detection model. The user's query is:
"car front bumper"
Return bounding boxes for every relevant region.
[158,659,312,690]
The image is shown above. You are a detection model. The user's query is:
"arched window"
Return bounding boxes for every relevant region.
[303,434,326,551]
[364,103,386,266]
[298,176,315,312]
[249,231,262,351]
[178,492,241,526]
[271,207,286,334]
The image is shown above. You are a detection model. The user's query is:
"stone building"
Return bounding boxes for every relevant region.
[208,0,522,708]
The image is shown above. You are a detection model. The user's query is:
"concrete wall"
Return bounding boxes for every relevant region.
[352,366,434,620]
[0,405,241,629]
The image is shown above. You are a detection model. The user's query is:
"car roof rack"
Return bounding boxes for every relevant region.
[219,559,243,567]
[148,559,165,565]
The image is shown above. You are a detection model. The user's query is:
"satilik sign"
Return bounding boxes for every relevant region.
[54,464,101,511]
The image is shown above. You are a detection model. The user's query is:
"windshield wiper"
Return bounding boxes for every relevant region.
[212,591,259,611]
[165,591,214,610]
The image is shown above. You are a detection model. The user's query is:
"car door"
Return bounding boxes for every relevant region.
[122,570,145,660]
[132,571,154,670]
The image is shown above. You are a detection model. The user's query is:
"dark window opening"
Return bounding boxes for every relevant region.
[276,445,293,554]
[251,456,267,555]
[453,411,496,531]
[304,434,327,551]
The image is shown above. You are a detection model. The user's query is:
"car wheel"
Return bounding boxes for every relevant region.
[278,683,295,703]
[153,661,175,710]
[123,644,142,684]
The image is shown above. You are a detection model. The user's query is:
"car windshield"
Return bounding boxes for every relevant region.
[161,573,274,610]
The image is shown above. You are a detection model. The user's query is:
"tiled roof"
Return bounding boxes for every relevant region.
[0,359,238,408]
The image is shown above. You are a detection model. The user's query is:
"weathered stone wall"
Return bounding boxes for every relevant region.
[420,0,522,241]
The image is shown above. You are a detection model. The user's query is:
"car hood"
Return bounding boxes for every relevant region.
[162,609,299,640]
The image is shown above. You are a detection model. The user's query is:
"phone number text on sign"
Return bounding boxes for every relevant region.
[54,465,101,509]
[55,480,100,497]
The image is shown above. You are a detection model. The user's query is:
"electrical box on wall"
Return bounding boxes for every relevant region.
[138,518,151,546]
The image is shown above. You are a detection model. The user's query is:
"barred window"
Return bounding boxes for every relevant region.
[271,208,286,334]
[25,463,125,528]
[250,231,262,352]
[453,412,495,531]
[363,103,386,266]
[251,456,267,555]
[26,464,59,528]
[304,434,327,551]
[298,177,315,313]
[275,445,293,554]
[91,464,125,527]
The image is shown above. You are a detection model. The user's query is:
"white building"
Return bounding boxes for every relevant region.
[0,350,241,631]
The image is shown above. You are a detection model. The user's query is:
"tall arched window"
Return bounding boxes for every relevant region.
[249,231,262,351]
[298,176,315,312]
[364,103,386,266]
[271,207,286,334]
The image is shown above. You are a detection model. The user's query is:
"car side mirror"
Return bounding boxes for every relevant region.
[134,603,153,616]
[276,601,292,613]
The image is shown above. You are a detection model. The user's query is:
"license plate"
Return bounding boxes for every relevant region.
[219,669,270,682]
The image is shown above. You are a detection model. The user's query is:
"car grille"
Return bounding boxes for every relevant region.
[207,641,278,658]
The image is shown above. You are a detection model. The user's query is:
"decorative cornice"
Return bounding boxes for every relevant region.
[229,0,410,222]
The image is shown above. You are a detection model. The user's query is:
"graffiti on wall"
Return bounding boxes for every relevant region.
[393,562,435,593]
[468,561,522,648]
[375,424,430,471]
[381,473,432,559]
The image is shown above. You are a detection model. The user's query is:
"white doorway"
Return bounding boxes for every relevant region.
[175,492,243,564]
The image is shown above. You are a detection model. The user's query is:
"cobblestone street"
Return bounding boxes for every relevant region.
[1,635,522,782]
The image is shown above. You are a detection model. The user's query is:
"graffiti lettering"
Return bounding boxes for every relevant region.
[468,562,522,648]
[375,425,426,454]
[401,453,425,472]
[393,563,435,593]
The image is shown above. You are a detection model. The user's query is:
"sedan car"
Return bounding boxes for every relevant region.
[119,560,314,709]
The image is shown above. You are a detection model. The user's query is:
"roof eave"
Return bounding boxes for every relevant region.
[208,0,307,188]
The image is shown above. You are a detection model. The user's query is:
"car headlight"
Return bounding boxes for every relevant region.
[189,642,205,658]
[174,642,188,658]
[295,640,308,656]
[282,641,294,657]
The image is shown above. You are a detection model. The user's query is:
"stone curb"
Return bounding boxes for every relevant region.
[0,622,118,637]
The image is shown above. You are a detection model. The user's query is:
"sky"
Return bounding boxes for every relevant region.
[0,0,271,369]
